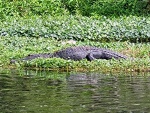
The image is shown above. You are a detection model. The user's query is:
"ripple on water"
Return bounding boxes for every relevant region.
[0,69,150,113]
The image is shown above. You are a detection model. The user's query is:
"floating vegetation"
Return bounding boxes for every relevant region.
[0,16,150,42]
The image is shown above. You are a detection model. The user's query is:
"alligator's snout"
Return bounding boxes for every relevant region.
[10,59,16,64]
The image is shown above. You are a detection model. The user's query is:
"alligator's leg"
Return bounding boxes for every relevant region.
[86,51,106,61]
[86,53,95,61]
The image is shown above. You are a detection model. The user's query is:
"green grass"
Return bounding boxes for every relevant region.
[0,36,149,73]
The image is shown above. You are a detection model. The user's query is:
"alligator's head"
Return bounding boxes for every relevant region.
[10,59,16,64]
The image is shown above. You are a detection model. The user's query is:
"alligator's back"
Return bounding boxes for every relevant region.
[53,46,128,60]
[53,46,94,60]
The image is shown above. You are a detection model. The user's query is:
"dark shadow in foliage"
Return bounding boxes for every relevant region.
[61,0,150,17]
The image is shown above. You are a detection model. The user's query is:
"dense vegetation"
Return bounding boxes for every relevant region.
[0,0,150,18]
[0,16,150,42]
[0,0,150,42]
[0,0,149,72]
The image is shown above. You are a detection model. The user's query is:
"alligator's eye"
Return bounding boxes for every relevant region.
[86,48,89,51]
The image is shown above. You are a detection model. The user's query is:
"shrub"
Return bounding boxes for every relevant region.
[0,0,67,18]
[0,0,149,19]
[62,0,150,16]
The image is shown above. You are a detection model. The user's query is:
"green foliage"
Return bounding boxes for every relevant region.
[0,16,149,42]
[62,0,150,16]
[0,0,67,18]
[0,0,149,19]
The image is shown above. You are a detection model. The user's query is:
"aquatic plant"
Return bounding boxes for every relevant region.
[0,16,149,42]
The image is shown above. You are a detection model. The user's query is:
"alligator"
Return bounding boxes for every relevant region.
[10,46,129,63]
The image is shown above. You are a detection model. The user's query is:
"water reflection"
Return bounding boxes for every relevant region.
[67,73,150,112]
[0,69,150,113]
[0,74,27,113]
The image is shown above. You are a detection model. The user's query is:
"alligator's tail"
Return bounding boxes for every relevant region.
[103,50,130,60]
[10,53,53,64]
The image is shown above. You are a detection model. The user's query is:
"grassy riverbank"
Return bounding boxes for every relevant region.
[0,36,149,73]
[0,1,149,73]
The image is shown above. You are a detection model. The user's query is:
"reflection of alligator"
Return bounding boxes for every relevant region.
[11,46,129,63]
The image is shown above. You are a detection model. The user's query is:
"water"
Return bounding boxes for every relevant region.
[0,69,150,113]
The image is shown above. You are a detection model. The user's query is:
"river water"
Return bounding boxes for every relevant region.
[0,69,150,113]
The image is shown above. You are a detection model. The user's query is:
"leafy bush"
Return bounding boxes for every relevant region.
[62,0,150,16]
[0,16,150,42]
[0,0,149,19]
[63,0,148,16]
[0,0,67,18]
